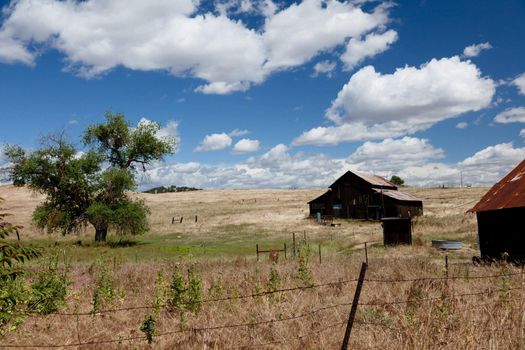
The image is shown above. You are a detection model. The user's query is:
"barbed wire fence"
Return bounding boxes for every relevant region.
[1,260,524,349]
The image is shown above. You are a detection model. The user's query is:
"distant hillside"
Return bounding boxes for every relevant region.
[143,185,202,194]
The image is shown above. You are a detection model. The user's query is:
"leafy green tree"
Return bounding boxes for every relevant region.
[5,113,176,242]
[389,175,405,186]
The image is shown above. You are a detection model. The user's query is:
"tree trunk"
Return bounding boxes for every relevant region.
[94,226,108,242]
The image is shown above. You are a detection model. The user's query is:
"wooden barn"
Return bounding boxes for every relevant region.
[469,158,525,260]
[308,171,423,220]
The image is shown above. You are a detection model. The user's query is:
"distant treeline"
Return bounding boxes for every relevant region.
[143,185,202,194]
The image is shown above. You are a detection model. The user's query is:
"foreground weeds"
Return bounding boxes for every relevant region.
[2,247,525,349]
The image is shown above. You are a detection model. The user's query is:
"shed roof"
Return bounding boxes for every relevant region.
[373,189,422,202]
[469,158,525,212]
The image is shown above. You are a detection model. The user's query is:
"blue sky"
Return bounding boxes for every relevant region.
[0,0,524,189]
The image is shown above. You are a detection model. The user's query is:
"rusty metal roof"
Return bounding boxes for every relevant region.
[469,158,525,212]
[354,172,397,188]
[373,189,422,202]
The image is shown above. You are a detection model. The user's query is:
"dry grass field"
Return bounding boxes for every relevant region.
[3,185,525,349]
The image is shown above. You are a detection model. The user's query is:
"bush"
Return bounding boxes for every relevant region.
[0,278,28,335]
[28,261,69,314]
[92,262,124,313]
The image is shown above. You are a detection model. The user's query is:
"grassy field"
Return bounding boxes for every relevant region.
[3,185,524,349]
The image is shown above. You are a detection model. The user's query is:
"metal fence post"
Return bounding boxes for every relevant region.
[340,262,368,350]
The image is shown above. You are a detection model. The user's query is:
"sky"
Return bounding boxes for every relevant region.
[0,0,525,189]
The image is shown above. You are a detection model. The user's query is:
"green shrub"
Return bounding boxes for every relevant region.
[0,277,28,335]
[92,262,124,313]
[28,266,69,314]
[296,245,313,286]
[167,266,203,317]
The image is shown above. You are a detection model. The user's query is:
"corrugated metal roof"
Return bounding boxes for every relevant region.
[469,158,525,212]
[373,189,422,202]
[354,172,397,188]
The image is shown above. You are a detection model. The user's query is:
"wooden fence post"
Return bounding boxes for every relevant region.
[340,262,368,350]
[292,232,296,258]
[284,243,287,260]
[180,217,183,223]
[172,217,175,224]
[364,242,368,264]
[195,215,198,223]
[445,255,449,279]
[318,244,322,264]
[256,244,259,262]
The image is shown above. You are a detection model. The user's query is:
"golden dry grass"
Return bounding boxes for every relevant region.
[3,185,521,349]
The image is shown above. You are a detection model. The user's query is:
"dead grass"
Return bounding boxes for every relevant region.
[2,250,525,349]
[3,185,517,349]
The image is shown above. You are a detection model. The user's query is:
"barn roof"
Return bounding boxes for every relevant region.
[330,171,397,189]
[307,190,331,204]
[372,189,422,202]
[355,172,397,188]
[469,158,525,212]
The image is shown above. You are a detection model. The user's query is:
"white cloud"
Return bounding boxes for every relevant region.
[456,122,468,129]
[349,137,444,167]
[0,0,393,94]
[232,138,260,154]
[462,42,492,58]
[312,60,336,77]
[520,129,525,139]
[512,73,525,95]
[493,107,525,124]
[194,133,232,152]
[229,129,250,137]
[341,29,398,70]
[294,56,495,146]
[142,141,525,189]
[262,1,390,71]
[458,142,525,185]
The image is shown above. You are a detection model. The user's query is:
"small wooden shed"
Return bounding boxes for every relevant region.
[382,217,412,246]
[469,158,525,260]
[308,171,423,220]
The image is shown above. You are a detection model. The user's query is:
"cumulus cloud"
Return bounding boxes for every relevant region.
[140,138,525,189]
[493,107,525,124]
[294,56,495,146]
[512,73,525,95]
[232,138,260,154]
[459,142,525,185]
[456,122,468,129]
[349,137,444,171]
[0,0,393,94]
[194,133,232,152]
[312,60,336,78]
[520,129,525,139]
[341,29,398,70]
[262,1,390,71]
[463,42,492,58]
